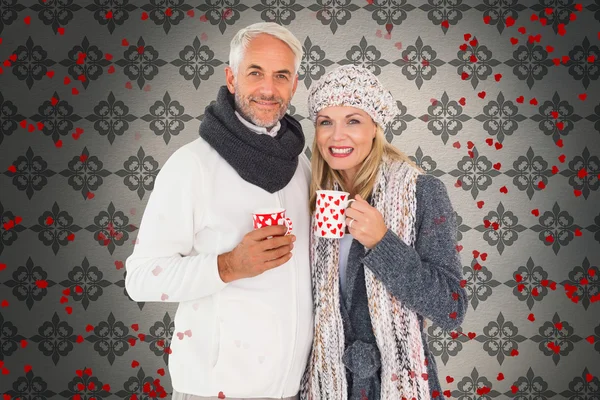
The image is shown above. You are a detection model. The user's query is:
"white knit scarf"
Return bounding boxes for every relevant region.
[301,157,430,399]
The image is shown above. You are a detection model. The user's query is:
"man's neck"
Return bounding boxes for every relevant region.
[234,110,280,137]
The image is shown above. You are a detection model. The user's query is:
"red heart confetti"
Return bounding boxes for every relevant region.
[157,368,165,376]
[552,166,559,174]
[35,279,48,289]
[527,313,535,322]
[141,12,149,20]
[587,336,596,344]
[511,385,519,394]
[516,95,524,103]
[558,23,566,36]
[441,20,449,29]
[477,201,484,209]
[453,141,461,148]
[458,97,466,106]
[579,93,587,101]
[562,55,570,64]
[531,14,539,21]
[531,209,540,216]
[57,27,65,35]
[510,349,519,357]
[24,15,31,25]
[546,45,554,52]
[483,15,491,24]
[478,91,486,99]
[497,373,504,381]
[131,360,140,368]
[494,73,502,82]
[586,373,594,383]
[505,16,515,27]
[530,97,538,105]
[559,154,566,163]
[495,142,503,150]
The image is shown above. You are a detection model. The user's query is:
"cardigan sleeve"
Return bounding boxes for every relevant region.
[361,174,467,330]
[124,146,228,302]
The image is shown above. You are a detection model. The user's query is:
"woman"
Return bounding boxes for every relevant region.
[300,65,468,400]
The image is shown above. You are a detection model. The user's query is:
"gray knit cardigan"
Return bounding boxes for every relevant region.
[339,173,468,400]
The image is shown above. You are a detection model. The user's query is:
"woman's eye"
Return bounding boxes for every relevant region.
[348,119,360,124]
[318,120,331,126]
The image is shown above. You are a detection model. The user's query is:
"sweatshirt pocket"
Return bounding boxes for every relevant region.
[211,296,284,395]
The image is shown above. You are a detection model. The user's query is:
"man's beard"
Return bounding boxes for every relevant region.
[234,87,288,129]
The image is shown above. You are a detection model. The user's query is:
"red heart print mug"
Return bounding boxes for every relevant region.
[253,208,293,235]
[314,190,355,238]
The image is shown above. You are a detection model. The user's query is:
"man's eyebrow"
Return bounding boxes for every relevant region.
[247,64,292,75]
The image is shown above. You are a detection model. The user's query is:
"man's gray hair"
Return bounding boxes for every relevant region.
[229,22,303,76]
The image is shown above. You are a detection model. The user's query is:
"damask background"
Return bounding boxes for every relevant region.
[1,0,599,399]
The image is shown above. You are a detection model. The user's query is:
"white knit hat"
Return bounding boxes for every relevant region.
[307,65,399,128]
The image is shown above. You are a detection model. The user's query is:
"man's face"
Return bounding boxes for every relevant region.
[225,34,298,129]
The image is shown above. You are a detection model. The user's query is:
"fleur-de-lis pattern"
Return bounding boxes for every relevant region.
[0,0,598,398]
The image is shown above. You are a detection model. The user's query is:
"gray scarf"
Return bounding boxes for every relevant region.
[199,86,305,193]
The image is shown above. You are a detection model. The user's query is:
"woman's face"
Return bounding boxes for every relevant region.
[315,106,376,182]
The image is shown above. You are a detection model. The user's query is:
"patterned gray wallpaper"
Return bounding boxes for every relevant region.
[1,0,599,399]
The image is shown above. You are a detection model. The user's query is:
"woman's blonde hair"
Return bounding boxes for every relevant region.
[309,123,421,214]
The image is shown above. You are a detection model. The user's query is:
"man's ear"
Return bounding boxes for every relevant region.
[225,66,235,94]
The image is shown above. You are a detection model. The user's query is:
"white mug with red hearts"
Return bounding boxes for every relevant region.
[253,208,293,236]
[314,190,355,238]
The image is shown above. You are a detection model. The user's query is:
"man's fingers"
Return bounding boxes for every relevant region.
[250,224,289,240]
[261,242,293,262]
[257,234,295,252]
[262,251,293,271]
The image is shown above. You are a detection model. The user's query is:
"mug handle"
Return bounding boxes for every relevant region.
[347,199,356,208]
[283,217,293,235]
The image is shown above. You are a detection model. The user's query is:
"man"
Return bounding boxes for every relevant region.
[125,22,312,400]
